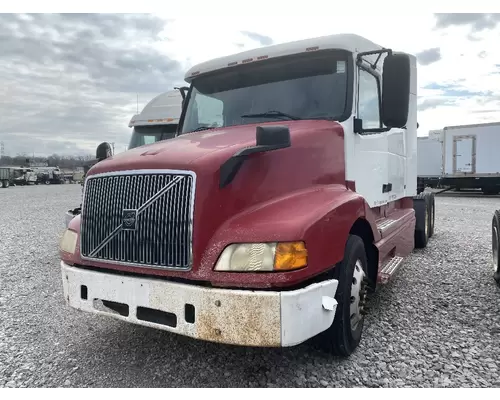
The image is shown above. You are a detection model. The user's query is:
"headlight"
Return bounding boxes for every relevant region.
[60,229,78,254]
[214,241,307,272]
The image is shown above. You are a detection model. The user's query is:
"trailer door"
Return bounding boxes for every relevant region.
[453,135,476,174]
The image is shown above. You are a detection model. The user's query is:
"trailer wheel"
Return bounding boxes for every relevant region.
[2,180,9,188]
[492,210,500,285]
[414,192,431,248]
[318,234,368,357]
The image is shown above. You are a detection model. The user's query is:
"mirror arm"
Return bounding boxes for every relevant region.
[356,48,393,69]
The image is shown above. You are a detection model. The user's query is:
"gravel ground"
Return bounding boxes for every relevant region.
[1,184,500,388]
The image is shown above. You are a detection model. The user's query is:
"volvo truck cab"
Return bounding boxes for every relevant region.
[60,34,435,357]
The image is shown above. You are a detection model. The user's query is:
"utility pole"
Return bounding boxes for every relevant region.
[0,141,4,160]
[110,142,115,155]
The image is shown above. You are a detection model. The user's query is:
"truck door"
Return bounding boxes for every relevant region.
[354,67,389,207]
[453,135,476,174]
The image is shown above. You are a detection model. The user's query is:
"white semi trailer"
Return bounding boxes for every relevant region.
[441,121,500,194]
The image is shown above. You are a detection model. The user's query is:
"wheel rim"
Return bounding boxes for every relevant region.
[493,225,499,272]
[350,259,366,332]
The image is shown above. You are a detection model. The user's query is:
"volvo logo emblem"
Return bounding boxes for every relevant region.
[122,209,138,231]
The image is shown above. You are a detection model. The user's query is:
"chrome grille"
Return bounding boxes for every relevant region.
[80,170,195,270]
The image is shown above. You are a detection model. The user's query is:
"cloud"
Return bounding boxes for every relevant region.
[0,13,184,157]
[416,47,441,66]
[418,98,455,112]
[434,13,500,32]
[240,31,274,46]
[2,11,500,156]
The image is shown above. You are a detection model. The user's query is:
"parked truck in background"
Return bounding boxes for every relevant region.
[36,166,65,185]
[0,167,37,187]
[0,167,13,188]
[59,33,436,357]
[441,122,500,194]
[417,130,443,191]
[128,89,184,149]
[64,89,184,228]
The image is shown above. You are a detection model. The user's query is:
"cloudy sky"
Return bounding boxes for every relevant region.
[1,9,500,157]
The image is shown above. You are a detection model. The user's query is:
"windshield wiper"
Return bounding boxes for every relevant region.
[241,110,302,121]
[190,126,214,132]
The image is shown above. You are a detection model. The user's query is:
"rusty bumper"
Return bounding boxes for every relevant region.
[61,261,338,347]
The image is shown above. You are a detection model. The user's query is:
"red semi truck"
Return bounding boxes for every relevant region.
[59,33,435,357]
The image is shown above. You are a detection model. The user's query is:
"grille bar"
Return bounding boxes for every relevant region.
[80,170,195,270]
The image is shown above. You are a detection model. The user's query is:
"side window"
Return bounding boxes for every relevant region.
[358,68,381,130]
[143,135,156,145]
[191,93,224,128]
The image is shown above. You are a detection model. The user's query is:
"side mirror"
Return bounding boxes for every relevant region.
[381,53,411,129]
[96,142,113,161]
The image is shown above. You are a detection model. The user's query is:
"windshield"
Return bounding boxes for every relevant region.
[181,50,349,134]
[128,124,178,150]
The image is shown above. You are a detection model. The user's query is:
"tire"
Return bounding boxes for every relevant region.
[492,210,500,285]
[428,192,435,238]
[2,180,9,188]
[414,192,430,248]
[318,235,368,357]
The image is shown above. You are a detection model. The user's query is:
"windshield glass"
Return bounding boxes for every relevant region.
[128,124,178,150]
[181,50,349,134]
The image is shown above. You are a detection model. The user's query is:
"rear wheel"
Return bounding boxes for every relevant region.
[492,211,500,285]
[2,180,9,188]
[318,235,368,357]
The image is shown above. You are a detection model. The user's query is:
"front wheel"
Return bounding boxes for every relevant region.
[318,234,368,357]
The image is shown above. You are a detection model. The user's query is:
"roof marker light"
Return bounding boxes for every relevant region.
[242,58,253,64]
[306,46,319,52]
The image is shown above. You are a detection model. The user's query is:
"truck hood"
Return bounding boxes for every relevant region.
[88,124,267,176]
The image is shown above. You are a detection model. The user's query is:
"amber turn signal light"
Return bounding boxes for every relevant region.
[274,241,308,271]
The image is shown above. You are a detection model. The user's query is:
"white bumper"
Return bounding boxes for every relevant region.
[61,262,339,347]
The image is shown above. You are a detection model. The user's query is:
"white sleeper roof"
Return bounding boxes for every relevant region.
[129,90,183,127]
[184,33,384,82]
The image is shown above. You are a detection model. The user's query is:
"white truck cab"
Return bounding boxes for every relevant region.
[127,90,184,150]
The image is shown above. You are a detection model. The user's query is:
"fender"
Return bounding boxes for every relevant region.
[199,184,379,288]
